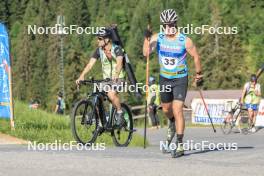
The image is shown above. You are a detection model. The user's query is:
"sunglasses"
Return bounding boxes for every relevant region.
[163,23,176,28]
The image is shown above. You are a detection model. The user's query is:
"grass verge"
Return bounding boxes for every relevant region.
[0,101,147,147]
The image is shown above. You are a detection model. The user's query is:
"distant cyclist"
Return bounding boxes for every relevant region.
[76,28,126,128]
[241,74,261,133]
[143,9,203,157]
[147,76,161,129]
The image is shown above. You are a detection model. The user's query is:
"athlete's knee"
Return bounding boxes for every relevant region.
[172,100,184,118]
[248,109,253,116]
[107,91,117,100]
[174,109,183,116]
[174,110,184,119]
[162,103,171,111]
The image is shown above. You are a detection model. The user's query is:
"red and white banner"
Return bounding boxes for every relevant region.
[255,100,264,127]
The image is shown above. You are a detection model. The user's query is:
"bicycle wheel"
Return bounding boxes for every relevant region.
[220,112,233,134]
[111,103,133,147]
[238,110,250,135]
[71,99,98,145]
[221,121,232,134]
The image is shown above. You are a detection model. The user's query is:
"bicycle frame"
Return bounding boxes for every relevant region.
[88,86,114,131]
[224,103,249,129]
[224,103,240,122]
[73,78,134,146]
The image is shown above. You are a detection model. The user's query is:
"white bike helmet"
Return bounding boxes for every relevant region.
[160,9,178,24]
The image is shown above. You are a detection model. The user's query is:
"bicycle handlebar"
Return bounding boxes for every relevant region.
[79,78,111,85]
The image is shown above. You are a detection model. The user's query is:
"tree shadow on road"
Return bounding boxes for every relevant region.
[184,146,254,157]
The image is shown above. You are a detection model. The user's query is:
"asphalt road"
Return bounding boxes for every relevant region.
[0,127,263,176]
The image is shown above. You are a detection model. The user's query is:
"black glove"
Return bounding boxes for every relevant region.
[196,77,204,87]
[144,29,152,38]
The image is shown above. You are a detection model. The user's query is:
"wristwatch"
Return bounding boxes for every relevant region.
[196,71,202,75]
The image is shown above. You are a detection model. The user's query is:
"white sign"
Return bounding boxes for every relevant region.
[192,98,264,126]
[191,99,238,125]
[255,100,264,127]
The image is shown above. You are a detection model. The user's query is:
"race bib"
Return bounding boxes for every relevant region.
[160,56,178,69]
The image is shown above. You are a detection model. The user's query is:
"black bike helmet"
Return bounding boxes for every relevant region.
[160,9,178,24]
[96,27,112,38]
[250,74,257,82]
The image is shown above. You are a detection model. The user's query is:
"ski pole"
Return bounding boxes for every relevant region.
[198,88,216,133]
[144,32,150,149]
[256,65,264,79]
[144,22,151,149]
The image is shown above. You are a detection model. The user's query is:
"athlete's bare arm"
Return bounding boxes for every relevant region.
[240,85,247,103]
[185,37,202,74]
[76,58,97,84]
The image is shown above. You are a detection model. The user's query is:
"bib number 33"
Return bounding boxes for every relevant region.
[161,57,178,69]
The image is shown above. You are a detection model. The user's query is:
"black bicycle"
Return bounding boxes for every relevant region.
[71,78,134,147]
[221,102,251,135]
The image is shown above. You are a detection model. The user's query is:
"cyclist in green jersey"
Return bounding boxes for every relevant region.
[241,74,261,133]
[76,28,126,128]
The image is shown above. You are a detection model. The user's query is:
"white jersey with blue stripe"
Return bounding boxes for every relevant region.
[157,32,188,79]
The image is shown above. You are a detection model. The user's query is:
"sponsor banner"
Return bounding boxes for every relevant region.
[256,100,264,127]
[0,23,11,118]
[192,98,264,126]
[191,99,238,125]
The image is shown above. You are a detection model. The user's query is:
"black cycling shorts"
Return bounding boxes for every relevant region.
[159,75,188,103]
